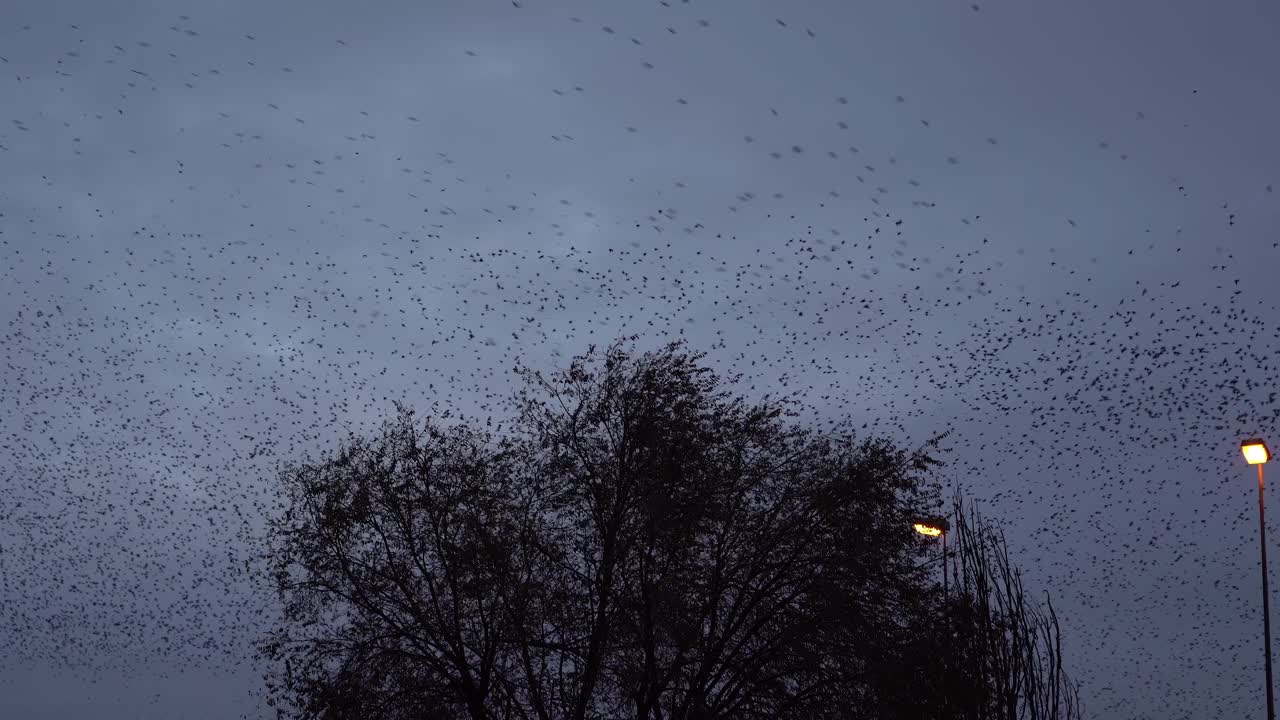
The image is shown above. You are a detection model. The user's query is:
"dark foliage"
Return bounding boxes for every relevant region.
[876,492,1085,720]
[258,338,1076,719]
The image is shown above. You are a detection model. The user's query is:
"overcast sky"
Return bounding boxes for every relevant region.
[2,0,1279,717]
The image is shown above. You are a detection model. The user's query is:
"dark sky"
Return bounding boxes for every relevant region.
[2,0,1278,717]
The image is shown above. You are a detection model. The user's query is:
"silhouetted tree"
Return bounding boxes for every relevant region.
[258,406,531,719]
[504,339,948,720]
[880,491,1084,720]
[258,338,988,719]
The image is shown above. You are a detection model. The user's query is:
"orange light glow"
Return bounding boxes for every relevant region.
[913,523,943,538]
[1243,439,1271,465]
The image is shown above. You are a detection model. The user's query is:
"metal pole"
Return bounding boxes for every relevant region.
[942,530,949,717]
[1260,463,1276,720]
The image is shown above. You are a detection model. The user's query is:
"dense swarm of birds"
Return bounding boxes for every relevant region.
[0,1,1276,718]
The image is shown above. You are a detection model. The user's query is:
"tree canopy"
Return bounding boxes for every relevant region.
[258,338,1077,719]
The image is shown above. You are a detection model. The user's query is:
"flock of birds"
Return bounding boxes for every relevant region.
[1,1,1277,718]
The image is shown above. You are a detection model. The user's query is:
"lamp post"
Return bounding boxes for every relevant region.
[914,515,952,713]
[1243,438,1276,720]
[914,517,950,603]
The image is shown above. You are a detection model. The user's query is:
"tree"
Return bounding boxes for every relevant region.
[259,408,531,719]
[876,492,1085,720]
[257,337,963,719]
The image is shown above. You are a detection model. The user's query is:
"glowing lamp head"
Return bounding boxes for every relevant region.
[913,523,943,537]
[1243,439,1271,465]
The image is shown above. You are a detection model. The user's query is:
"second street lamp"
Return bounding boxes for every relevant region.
[1243,437,1276,720]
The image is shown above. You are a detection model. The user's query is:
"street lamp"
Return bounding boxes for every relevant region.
[916,517,947,535]
[1243,438,1276,720]
[914,516,950,603]
[915,515,952,710]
